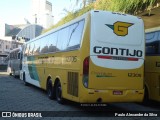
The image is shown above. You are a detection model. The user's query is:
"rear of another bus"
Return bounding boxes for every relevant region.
[145,27,160,102]
[8,47,22,77]
[80,11,145,103]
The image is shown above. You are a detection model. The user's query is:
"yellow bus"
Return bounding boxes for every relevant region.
[20,10,145,104]
[145,27,160,102]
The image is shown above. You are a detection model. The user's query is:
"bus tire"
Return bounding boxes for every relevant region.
[23,72,28,86]
[143,86,149,104]
[47,79,55,99]
[56,81,64,104]
[13,70,16,78]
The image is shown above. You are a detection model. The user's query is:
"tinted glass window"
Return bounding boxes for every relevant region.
[40,37,48,54]
[146,41,160,55]
[146,32,155,41]
[47,32,58,53]
[34,40,41,55]
[29,42,35,56]
[67,20,84,50]
[32,42,36,55]
[146,31,160,55]
[158,31,160,41]
[57,27,69,51]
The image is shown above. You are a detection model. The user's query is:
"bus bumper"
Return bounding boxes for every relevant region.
[79,89,144,103]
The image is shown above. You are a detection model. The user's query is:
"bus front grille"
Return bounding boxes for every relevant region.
[67,72,79,97]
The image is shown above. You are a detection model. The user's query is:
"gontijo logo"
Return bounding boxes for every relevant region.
[106,21,133,36]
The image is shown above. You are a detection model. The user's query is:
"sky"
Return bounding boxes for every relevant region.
[0,0,77,25]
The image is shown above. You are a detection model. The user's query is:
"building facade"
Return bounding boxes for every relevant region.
[0,22,43,65]
[31,0,54,29]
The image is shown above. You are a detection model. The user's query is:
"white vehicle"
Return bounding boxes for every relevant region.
[7,47,22,77]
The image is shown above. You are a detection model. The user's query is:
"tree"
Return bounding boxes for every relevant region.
[94,0,157,15]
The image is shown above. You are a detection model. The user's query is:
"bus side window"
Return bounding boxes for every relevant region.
[146,32,160,55]
[146,32,155,41]
[67,20,84,50]
[34,40,41,55]
[43,36,49,53]
[16,51,18,59]
[57,27,69,51]
[48,32,58,53]
[40,37,48,54]
[158,31,160,54]
[29,43,34,56]
[32,42,35,55]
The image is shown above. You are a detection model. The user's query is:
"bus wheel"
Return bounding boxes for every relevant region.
[13,70,16,78]
[56,81,64,104]
[23,72,28,86]
[143,86,149,104]
[47,79,55,99]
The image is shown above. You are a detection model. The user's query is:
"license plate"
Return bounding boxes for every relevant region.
[113,90,123,95]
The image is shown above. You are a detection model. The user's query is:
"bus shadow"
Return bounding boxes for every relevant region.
[18,79,48,97]
[17,81,128,116]
[138,101,160,110]
[66,101,126,110]
[15,78,160,115]
[18,80,129,111]
[61,100,131,117]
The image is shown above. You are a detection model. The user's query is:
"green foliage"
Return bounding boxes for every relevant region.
[94,0,157,14]
[43,0,157,33]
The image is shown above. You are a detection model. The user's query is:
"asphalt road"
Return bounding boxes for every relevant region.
[0,72,159,120]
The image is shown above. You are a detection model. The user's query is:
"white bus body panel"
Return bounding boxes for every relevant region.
[90,11,144,69]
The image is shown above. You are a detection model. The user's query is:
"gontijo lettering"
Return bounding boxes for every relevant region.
[93,46,143,57]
